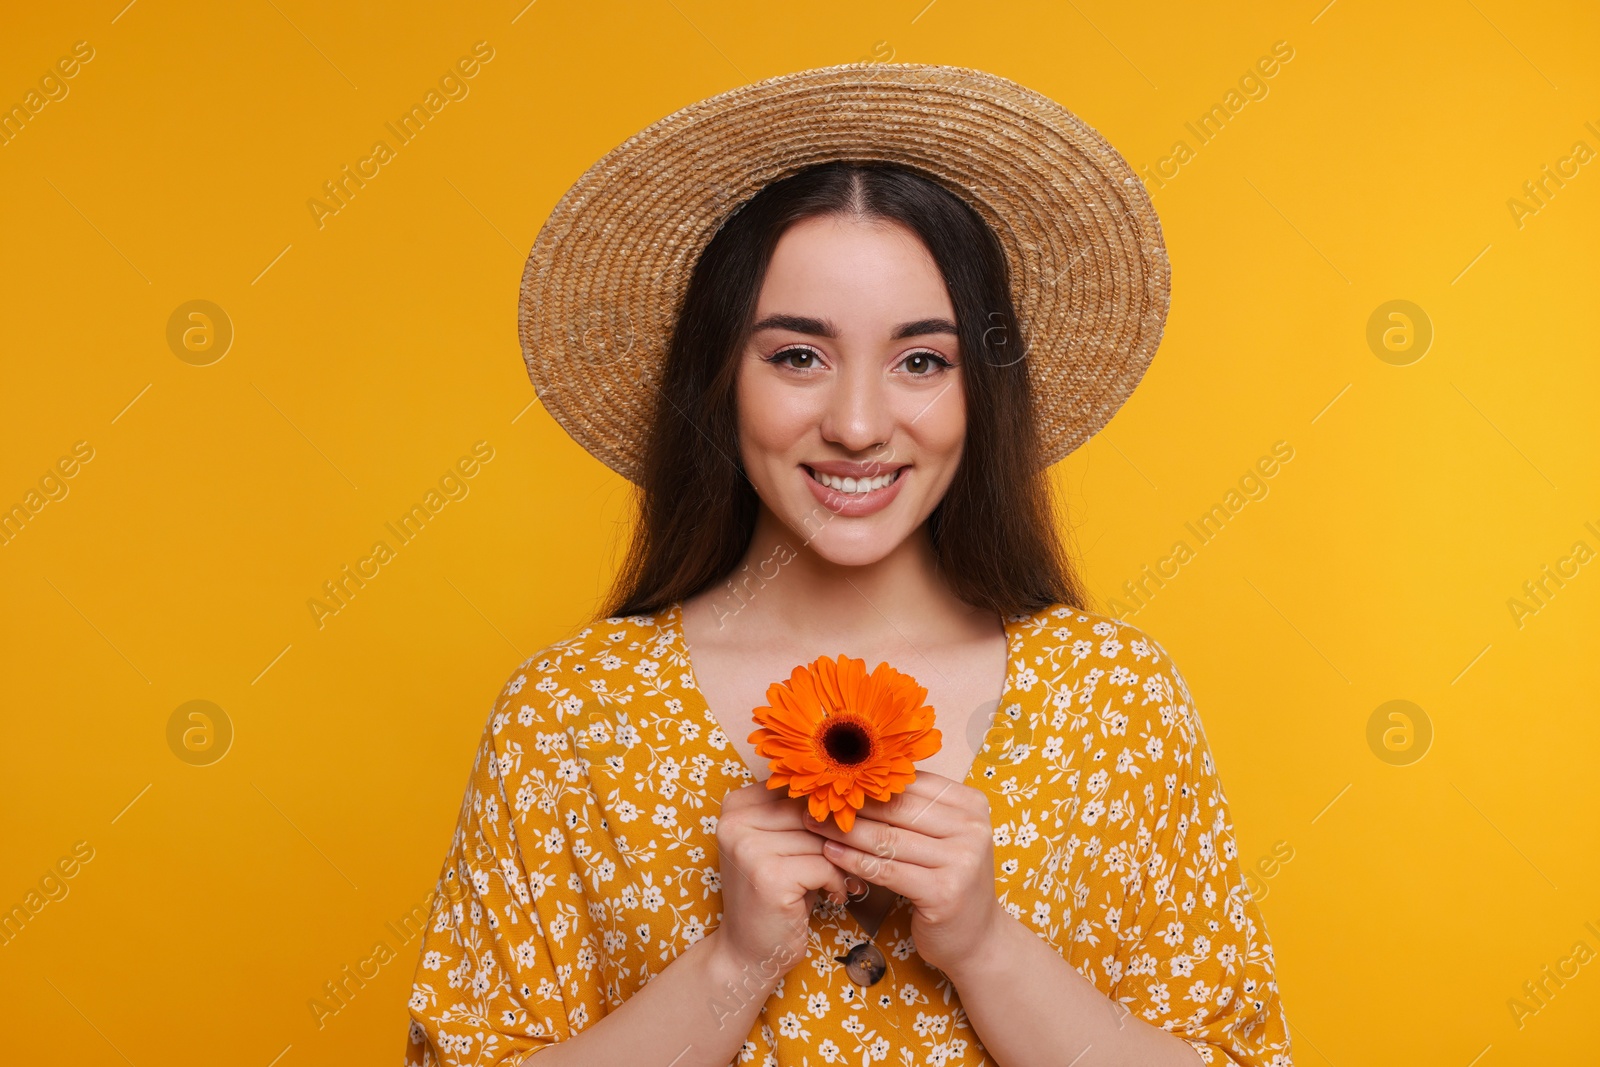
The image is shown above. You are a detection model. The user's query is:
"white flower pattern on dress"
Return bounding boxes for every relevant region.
[405,602,1293,1065]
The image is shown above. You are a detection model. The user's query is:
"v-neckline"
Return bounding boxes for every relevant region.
[663,600,1023,945]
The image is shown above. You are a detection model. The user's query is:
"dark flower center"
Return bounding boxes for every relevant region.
[820,718,873,765]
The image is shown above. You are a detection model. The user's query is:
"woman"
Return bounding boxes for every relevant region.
[406,64,1292,1066]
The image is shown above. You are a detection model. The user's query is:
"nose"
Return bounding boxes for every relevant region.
[819,357,894,454]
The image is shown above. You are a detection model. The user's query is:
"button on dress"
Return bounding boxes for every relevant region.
[404,602,1294,1065]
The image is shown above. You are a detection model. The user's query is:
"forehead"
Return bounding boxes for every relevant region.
[755,215,954,324]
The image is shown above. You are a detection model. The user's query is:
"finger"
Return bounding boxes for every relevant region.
[721,818,854,889]
[858,774,990,832]
[748,844,852,904]
[721,778,793,810]
[755,828,855,857]
[810,856,854,904]
[818,862,851,905]
[801,809,943,869]
[730,797,817,832]
[720,826,835,892]
[816,834,929,903]
[770,854,854,905]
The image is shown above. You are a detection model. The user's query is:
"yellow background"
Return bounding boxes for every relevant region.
[3,0,1597,1063]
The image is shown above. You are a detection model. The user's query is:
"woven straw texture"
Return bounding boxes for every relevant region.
[518,62,1171,485]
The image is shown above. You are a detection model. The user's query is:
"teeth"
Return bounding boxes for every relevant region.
[810,468,901,494]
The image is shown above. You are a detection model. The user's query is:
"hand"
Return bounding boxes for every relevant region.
[800,772,1003,977]
[714,780,853,983]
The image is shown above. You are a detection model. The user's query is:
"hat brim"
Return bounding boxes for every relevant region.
[519,62,1171,485]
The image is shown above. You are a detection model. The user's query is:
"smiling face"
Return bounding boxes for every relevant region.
[735,213,967,567]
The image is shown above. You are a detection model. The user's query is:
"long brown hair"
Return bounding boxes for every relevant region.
[602,161,1089,620]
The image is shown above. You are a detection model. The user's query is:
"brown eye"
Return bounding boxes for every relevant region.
[768,346,819,369]
[901,350,952,375]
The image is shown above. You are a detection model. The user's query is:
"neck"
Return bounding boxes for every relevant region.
[694,503,986,648]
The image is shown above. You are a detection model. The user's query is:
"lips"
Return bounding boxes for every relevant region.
[801,464,908,517]
[803,465,904,495]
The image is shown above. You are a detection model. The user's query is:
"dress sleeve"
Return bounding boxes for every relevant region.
[404,666,591,1065]
[1111,636,1294,1066]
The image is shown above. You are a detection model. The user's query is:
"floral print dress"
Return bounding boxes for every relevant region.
[404,601,1294,1066]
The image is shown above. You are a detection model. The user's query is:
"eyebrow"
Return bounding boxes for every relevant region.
[749,313,958,340]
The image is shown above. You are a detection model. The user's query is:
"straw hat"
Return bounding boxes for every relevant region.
[518,62,1170,485]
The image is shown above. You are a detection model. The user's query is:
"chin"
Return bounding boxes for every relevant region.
[796,523,910,568]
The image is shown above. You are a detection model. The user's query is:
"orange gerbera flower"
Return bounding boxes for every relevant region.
[749,654,941,833]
